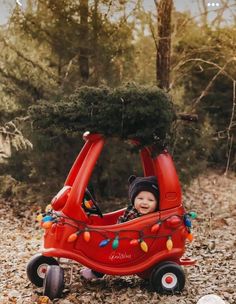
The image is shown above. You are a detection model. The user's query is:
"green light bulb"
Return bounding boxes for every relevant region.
[112,236,119,250]
[189,211,197,219]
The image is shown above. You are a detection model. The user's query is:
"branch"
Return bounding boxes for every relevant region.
[224,80,236,174]
[0,121,33,158]
[191,58,235,110]
[0,32,57,80]
[176,3,236,33]
[61,55,78,87]
[227,80,236,138]
[172,57,235,85]
[103,0,113,19]
[148,13,158,51]
[0,65,44,99]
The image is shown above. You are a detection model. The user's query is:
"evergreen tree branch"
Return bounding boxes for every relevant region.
[0,33,57,80]
[0,66,44,99]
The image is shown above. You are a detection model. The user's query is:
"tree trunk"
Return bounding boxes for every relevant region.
[79,0,89,82]
[92,0,99,85]
[156,0,173,90]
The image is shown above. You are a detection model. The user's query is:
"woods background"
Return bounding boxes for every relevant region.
[0,0,235,207]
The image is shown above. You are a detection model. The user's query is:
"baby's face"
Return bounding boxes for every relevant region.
[134,191,157,215]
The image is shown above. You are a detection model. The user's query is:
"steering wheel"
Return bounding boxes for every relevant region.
[82,188,103,218]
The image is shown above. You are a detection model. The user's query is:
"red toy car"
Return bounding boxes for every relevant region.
[27,132,196,300]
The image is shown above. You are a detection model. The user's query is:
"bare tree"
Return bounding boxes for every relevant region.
[155,0,173,90]
[79,0,89,82]
[92,0,99,85]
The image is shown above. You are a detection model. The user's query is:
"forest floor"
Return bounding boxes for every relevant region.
[0,170,236,304]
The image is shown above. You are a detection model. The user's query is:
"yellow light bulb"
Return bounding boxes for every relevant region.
[36,214,43,222]
[140,241,148,253]
[166,237,173,251]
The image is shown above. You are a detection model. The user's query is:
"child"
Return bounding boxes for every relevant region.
[80,175,159,280]
[118,175,159,222]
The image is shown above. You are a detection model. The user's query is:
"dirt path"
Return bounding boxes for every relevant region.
[0,171,235,304]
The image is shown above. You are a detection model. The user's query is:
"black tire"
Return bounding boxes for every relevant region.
[43,265,64,300]
[150,261,185,294]
[26,254,59,287]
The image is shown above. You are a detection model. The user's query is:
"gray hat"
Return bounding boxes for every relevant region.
[128,175,159,205]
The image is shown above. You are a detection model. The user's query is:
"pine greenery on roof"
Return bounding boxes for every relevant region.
[29,85,176,147]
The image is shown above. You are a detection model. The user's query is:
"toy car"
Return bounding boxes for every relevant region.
[26,131,196,300]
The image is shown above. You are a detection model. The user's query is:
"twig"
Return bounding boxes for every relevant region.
[104,0,113,19]
[224,135,234,175]
[148,13,158,51]
[227,81,236,139]
[172,58,235,82]
[191,58,235,110]
[224,80,236,175]
[61,55,78,87]
[176,2,236,32]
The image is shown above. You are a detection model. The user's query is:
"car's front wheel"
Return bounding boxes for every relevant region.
[26,254,59,287]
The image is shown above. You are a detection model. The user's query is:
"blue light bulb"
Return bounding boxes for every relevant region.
[42,215,53,222]
[99,239,110,247]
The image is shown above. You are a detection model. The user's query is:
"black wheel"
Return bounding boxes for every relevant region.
[43,265,64,300]
[150,261,185,294]
[26,254,59,287]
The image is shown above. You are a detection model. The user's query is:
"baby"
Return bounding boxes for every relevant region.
[118,175,159,223]
[80,175,159,280]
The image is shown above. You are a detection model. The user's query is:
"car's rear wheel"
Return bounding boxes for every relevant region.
[150,261,185,294]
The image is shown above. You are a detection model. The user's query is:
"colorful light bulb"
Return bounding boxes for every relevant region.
[184,215,192,228]
[166,236,173,251]
[140,240,148,253]
[151,221,161,233]
[130,239,139,246]
[112,236,119,250]
[83,230,91,242]
[36,214,43,222]
[45,204,52,212]
[187,233,194,242]
[84,200,93,209]
[166,216,182,228]
[189,211,197,219]
[67,233,78,242]
[42,221,53,229]
[99,239,110,247]
[42,215,53,223]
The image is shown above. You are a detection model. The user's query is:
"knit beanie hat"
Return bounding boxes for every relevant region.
[128,175,159,205]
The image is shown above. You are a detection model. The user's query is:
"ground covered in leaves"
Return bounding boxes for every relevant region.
[0,171,235,304]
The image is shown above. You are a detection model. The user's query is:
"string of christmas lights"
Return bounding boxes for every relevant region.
[36,205,197,253]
